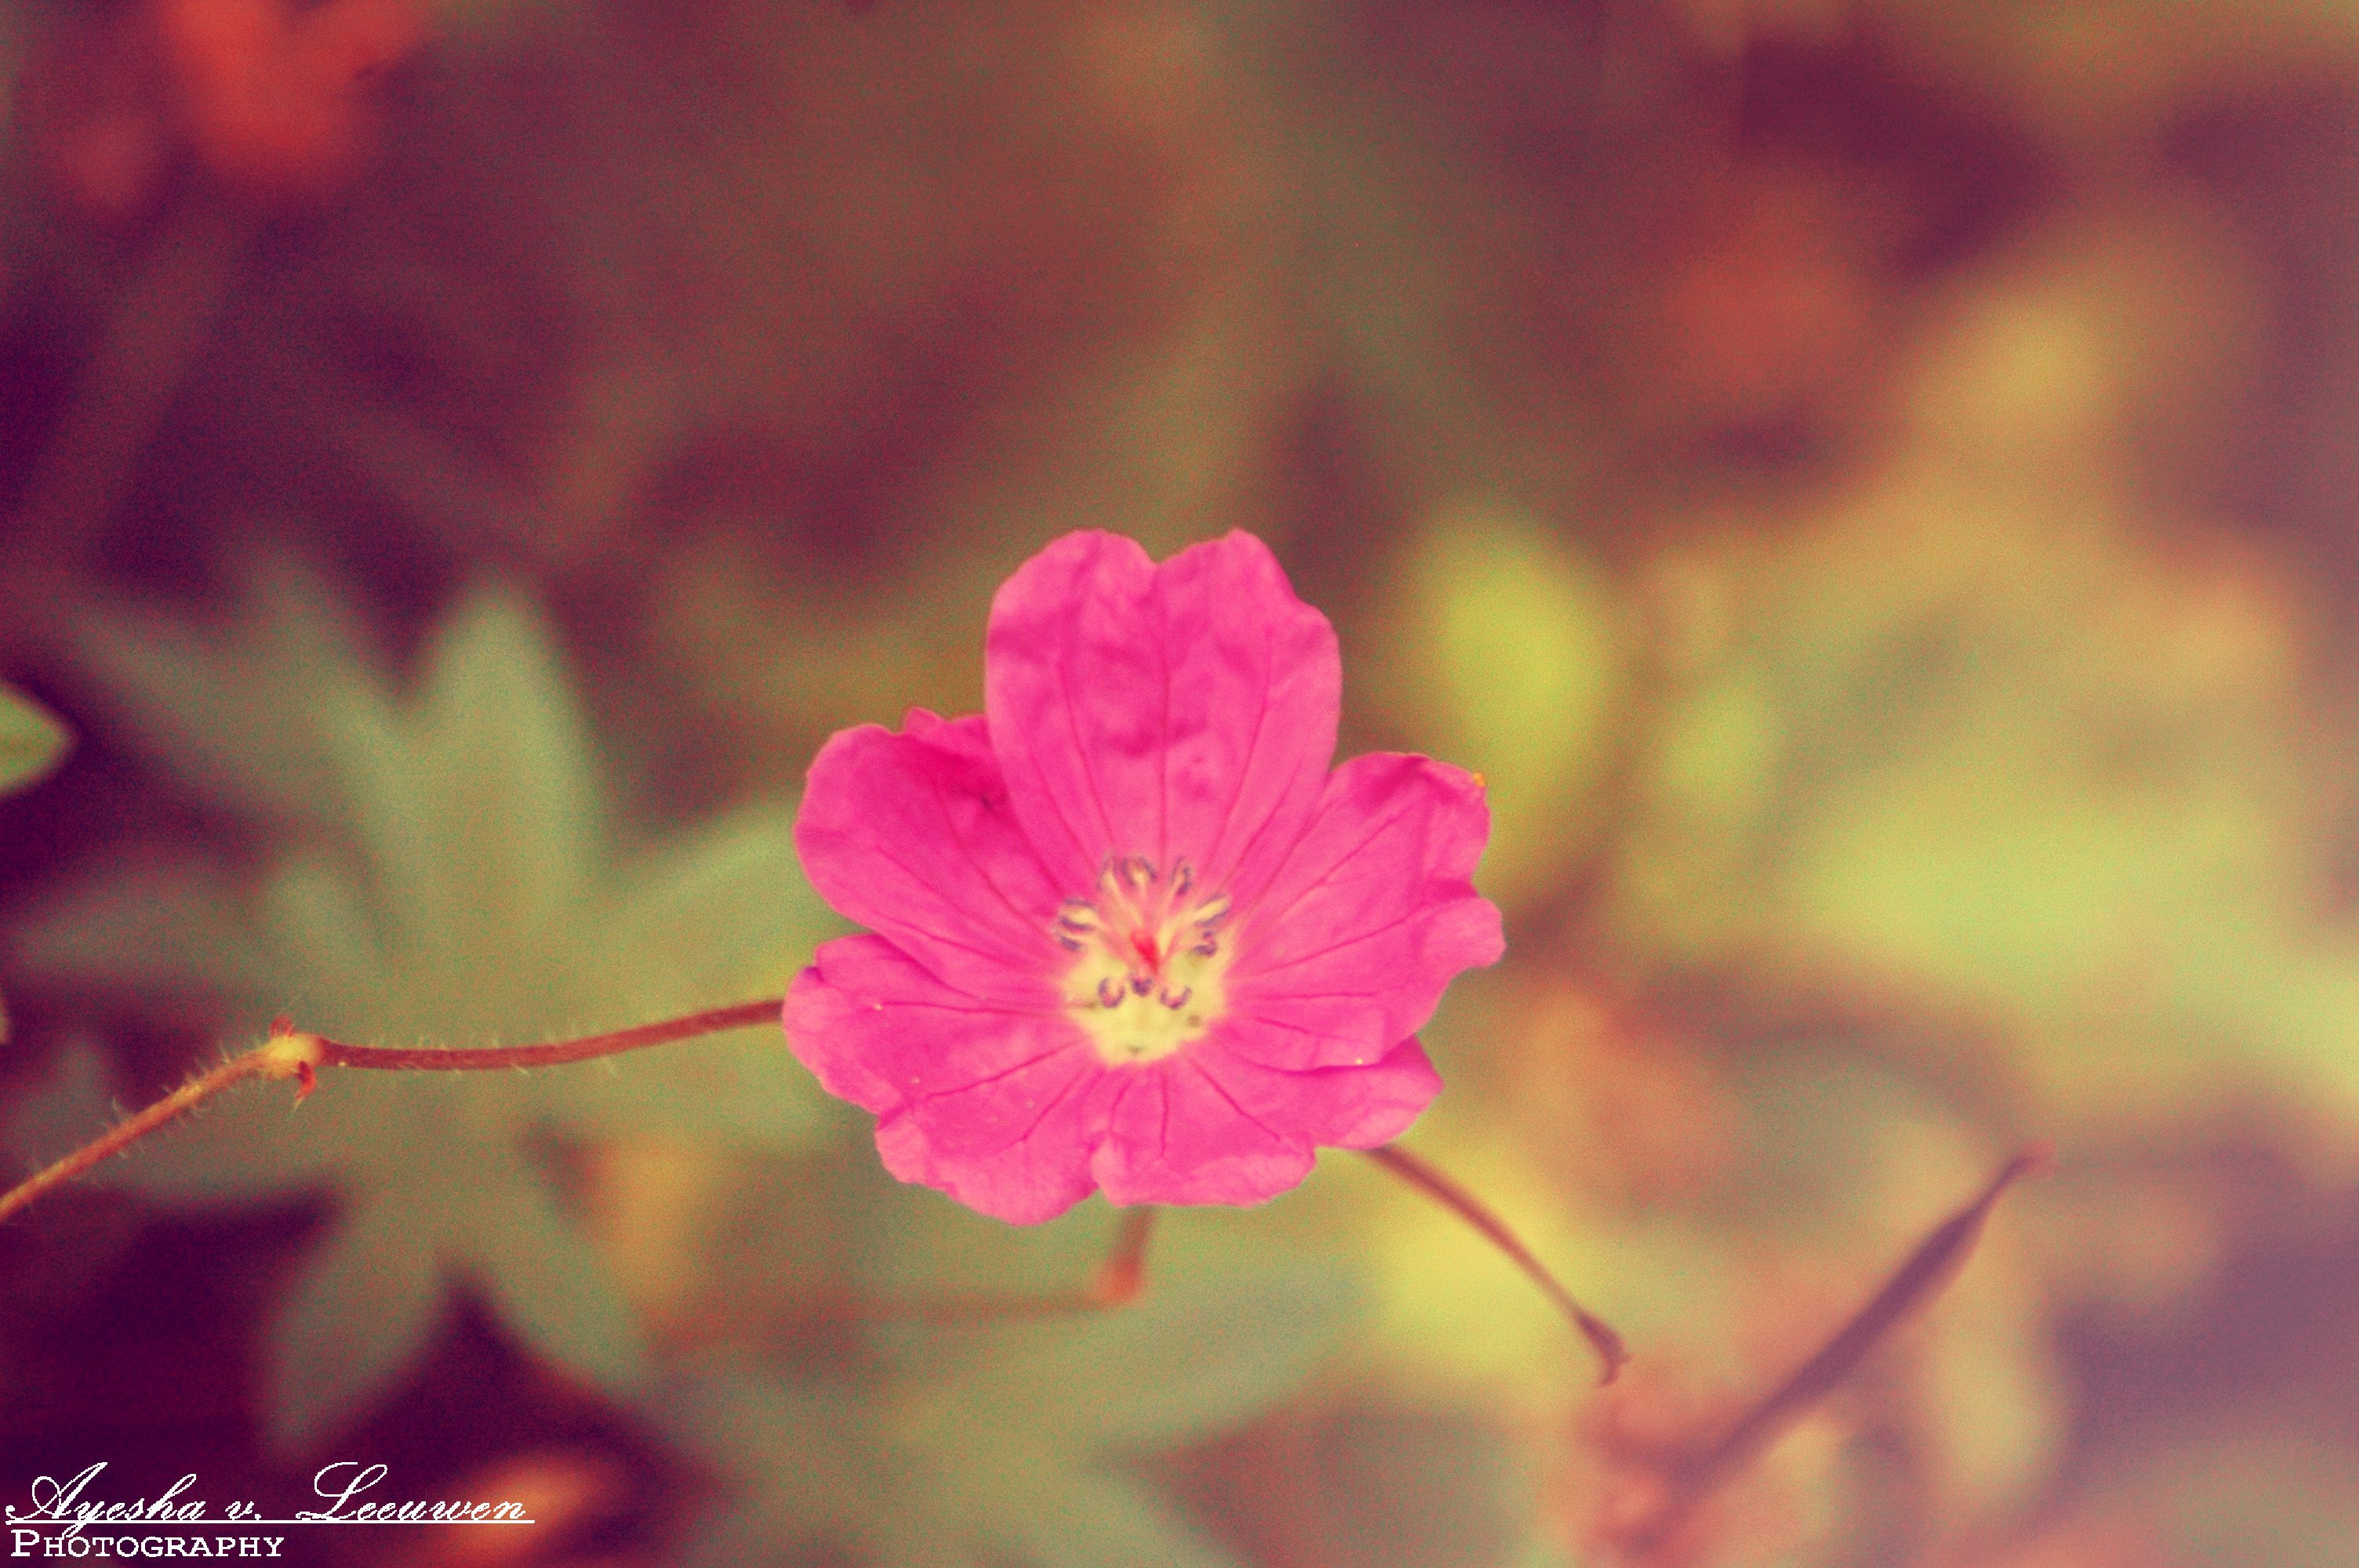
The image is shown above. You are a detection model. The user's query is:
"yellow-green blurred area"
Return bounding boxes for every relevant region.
[6,0,2359,1563]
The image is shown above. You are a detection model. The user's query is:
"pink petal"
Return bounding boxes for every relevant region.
[1089,1057,1317,1207]
[1193,1033,1443,1149]
[785,935,1113,1224]
[1227,753,1504,1069]
[874,1058,1118,1225]
[784,934,1078,1114]
[794,711,1067,997]
[983,532,1339,906]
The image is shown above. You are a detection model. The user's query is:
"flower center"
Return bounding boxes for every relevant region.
[1052,855,1234,1065]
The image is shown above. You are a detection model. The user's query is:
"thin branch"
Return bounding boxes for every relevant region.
[1363,1142,1628,1383]
[0,999,787,1225]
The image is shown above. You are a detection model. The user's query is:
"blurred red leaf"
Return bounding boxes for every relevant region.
[23,0,427,223]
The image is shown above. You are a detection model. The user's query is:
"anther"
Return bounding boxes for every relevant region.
[1097,978,1125,1008]
[1129,972,1154,996]
[1190,935,1219,958]
[1159,985,1192,1009]
[1191,893,1231,928]
[1057,898,1102,931]
[1123,855,1158,889]
[1170,861,1194,897]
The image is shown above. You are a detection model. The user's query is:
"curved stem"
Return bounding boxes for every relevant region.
[0,998,787,1225]
[1362,1142,1628,1383]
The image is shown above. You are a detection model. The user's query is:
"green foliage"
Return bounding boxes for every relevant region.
[1607,501,2359,1145]
[0,682,70,1041]
[11,569,842,1453]
[2156,1436,2359,1568]
[1371,502,1627,915]
[0,683,67,797]
[660,1259,1362,1568]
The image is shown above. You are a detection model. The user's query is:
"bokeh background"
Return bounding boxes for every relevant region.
[5,0,2359,1563]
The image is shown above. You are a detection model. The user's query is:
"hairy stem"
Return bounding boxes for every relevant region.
[0,1051,272,1225]
[311,999,785,1072]
[1363,1142,1628,1383]
[0,999,787,1225]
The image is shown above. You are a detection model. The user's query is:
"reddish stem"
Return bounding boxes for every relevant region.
[0,998,787,1225]
[1362,1142,1629,1384]
[859,1206,1158,1323]
[0,1051,274,1225]
[311,1000,784,1072]
[1623,1146,2052,1559]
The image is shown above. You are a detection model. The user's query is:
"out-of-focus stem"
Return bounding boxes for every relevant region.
[859,1207,1158,1324]
[1623,1146,2052,1560]
[1362,1142,1629,1384]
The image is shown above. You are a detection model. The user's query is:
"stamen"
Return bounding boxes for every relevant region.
[1052,898,1101,953]
[1058,856,1236,1065]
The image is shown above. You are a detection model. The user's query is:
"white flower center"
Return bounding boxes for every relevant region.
[1053,856,1233,1065]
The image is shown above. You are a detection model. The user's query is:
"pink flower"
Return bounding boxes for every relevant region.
[784,531,1503,1223]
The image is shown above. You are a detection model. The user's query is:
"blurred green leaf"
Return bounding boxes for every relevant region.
[12,570,845,1452]
[1607,492,2359,1149]
[951,1256,1361,1455]
[660,1260,1361,1568]
[1372,501,1627,914]
[2165,1439,2359,1568]
[0,684,68,796]
[5,1040,121,1166]
[2070,1431,2359,1568]
[60,561,359,828]
[1314,1404,1543,1568]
